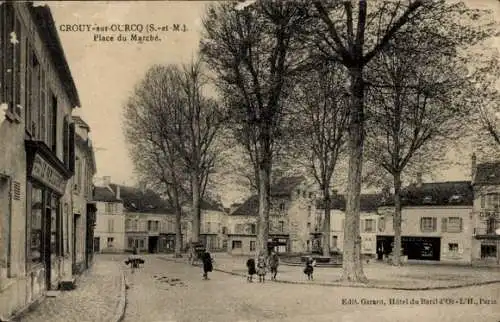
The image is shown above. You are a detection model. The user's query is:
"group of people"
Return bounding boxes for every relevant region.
[246,251,280,282]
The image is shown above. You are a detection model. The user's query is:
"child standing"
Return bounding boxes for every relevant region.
[268,251,279,281]
[246,257,256,282]
[256,252,267,283]
[304,256,315,280]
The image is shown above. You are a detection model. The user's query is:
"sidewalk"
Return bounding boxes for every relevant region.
[161,253,500,290]
[16,254,126,322]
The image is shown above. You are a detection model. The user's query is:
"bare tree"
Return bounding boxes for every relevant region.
[200,1,311,255]
[290,61,349,257]
[364,27,477,265]
[123,65,190,257]
[311,0,497,282]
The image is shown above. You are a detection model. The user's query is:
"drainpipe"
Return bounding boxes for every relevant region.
[6,175,12,278]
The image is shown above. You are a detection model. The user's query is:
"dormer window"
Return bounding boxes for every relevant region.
[422,196,433,204]
[449,194,463,203]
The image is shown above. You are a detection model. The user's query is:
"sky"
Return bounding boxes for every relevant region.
[48,0,499,206]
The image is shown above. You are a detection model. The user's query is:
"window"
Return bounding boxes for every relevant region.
[487,217,496,234]
[250,223,256,234]
[105,202,113,214]
[107,237,114,248]
[139,239,145,249]
[484,193,500,209]
[448,243,459,253]
[39,68,46,142]
[279,221,284,232]
[232,240,242,249]
[125,219,131,230]
[378,216,385,232]
[279,202,285,212]
[107,219,114,232]
[235,224,243,234]
[442,217,462,233]
[307,222,311,229]
[250,241,256,251]
[420,217,437,232]
[481,244,496,258]
[29,186,43,263]
[128,238,134,248]
[308,192,314,199]
[222,226,227,234]
[50,94,57,152]
[206,221,211,233]
[0,4,23,121]
[364,219,375,233]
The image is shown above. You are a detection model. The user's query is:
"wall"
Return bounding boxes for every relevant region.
[287,186,315,253]
[471,185,500,263]
[379,206,473,263]
[227,235,255,256]
[94,201,125,252]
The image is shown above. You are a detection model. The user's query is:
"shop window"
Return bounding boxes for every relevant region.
[481,244,497,258]
[250,241,256,251]
[448,243,459,253]
[29,186,43,263]
[107,237,114,248]
[232,240,242,249]
[128,238,134,249]
[139,239,145,249]
[420,217,437,232]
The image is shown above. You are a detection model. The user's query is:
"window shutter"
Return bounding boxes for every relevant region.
[441,218,448,233]
[432,217,437,231]
[69,122,75,172]
[481,195,485,209]
[459,218,463,232]
[1,4,14,112]
[14,16,21,116]
[420,218,424,232]
[360,219,365,233]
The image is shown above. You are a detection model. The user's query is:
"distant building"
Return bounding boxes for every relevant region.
[471,157,500,264]
[227,176,316,255]
[93,179,125,253]
[316,193,384,257]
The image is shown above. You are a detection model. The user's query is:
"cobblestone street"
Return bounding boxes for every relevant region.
[123,255,500,322]
[19,255,125,322]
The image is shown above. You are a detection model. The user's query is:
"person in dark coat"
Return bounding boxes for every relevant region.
[304,256,315,280]
[246,258,256,282]
[201,250,213,280]
[268,251,279,281]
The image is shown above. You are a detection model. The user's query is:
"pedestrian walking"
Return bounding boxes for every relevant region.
[201,250,213,280]
[268,251,279,281]
[256,252,267,283]
[246,257,256,282]
[303,256,315,280]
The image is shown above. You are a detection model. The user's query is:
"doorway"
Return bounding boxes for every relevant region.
[43,206,52,290]
[148,236,158,253]
[93,237,100,252]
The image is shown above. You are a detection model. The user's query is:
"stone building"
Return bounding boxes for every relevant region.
[227,176,316,255]
[0,2,82,319]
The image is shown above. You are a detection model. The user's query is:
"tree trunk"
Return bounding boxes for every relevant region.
[191,173,201,243]
[322,189,331,257]
[392,171,403,266]
[174,206,183,258]
[341,65,368,283]
[256,157,271,257]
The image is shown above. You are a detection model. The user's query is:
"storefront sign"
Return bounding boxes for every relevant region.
[31,154,67,194]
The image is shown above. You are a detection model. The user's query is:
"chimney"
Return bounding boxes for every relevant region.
[416,172,423,188]
[103,176,111,186]
[116,185,121,199]
[471,152,477,180]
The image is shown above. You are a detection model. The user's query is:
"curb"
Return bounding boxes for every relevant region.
[158,256,500,291]
[111,272,127,322]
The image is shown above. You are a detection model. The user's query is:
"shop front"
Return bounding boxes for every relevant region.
[376,235,442,261]
[26,141,72,293]
[268,235,289,254]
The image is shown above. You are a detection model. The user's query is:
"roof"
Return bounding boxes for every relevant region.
[474,162,500,186]
[272,176,306,196]
[109,184,174,214]
[231,195,259,216]
[72,116,90,130]
[316,194,384,212]
[28,3,81,107]
[93,186,121,202]
[381,181,473,207]
[200,199,225,211]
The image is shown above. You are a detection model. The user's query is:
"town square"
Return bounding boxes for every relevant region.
[0,1,499,321]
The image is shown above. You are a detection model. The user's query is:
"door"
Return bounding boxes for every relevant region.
[43,206,52,290]
[93,237,100,252]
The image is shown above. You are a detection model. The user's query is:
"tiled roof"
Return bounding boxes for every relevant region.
[272,176,306,196]
[200,199,225,212]
[474,162,500,186]
[316,194,384,212]
[381,181,473,207]
[231,195,259,216]
[109,184,174,214]
[93,186,121,202]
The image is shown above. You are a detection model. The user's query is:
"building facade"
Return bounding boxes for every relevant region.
[471,159,500,265]
[93,182,125,253]
[71,116,96,274]
[227,176,316,255]
[377,180,474,264]
[0,2,82,319]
